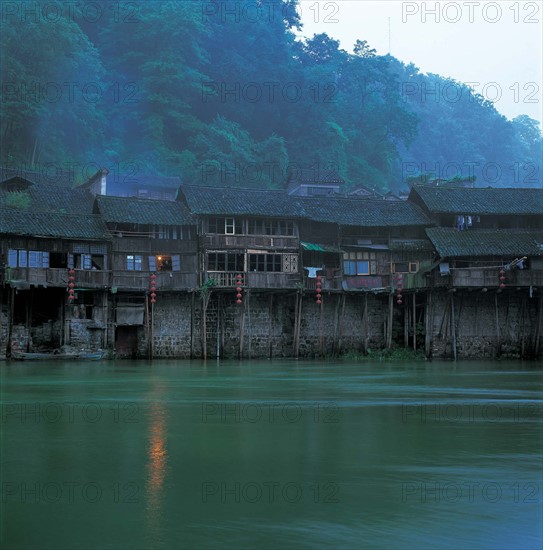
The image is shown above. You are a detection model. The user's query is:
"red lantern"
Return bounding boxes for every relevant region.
[316,300,322,305]
[150,298,156,304]
[397,299,403,305]
[68,282,75,289]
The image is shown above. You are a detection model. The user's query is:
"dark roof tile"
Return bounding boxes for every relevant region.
[426,227,543,258]
[0,208,110,240]
[95,195,193,225]
[411,186,543,215]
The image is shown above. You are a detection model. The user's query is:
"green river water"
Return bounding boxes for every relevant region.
[1,359,541,549]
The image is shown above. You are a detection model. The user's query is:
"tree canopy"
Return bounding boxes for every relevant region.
[1,0,541,190]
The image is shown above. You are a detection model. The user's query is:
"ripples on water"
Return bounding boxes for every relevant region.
[1,359,541,549]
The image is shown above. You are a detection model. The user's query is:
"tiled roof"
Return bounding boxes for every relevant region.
[95,195,193,225]
[0,208,110,240]
[179,185,301,217]
[296,196,432,227]
[426,228,543,258]
[180,186,432,226]
[410,186,543,215]
[0,181,95,214]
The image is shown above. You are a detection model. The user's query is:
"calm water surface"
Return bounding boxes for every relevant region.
[1,359,542,549]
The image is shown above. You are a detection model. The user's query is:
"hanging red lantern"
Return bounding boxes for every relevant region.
[235,274,243,305]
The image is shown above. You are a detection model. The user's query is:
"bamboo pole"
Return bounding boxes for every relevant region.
[337,294,346,355]
[26,288,33,352]
[150,300,154,360]
[403,299,409,348]
[268,294,273,359]
[450,293,457,361]
[494,293,501,358]
[332,294,340,355]
[363,293,369,353]
[6,287,15,357]
[386,294,393,349]
[424,291,432,358]
[412,292,417,351]
[239,292,246,359]
[190,291,195,359]
[319,295,324,356]
[292,292,299,357]
[534,293,542,357]
[293,290,303,359]
[247,290,252,359]
[520,297,526,358]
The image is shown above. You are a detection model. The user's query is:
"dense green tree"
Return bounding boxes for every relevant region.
[1,0,540,189]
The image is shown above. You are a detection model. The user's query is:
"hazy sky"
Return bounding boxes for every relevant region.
[296,0,543,126]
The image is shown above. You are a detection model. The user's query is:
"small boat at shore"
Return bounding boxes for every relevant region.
[10,350,107,361]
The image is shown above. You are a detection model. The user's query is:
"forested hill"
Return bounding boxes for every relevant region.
[1,0,541,192]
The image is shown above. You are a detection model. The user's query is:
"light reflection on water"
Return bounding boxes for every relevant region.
[0,359,541,549]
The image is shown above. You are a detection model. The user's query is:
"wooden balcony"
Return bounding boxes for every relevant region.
[203,234,298,250]
[6,268,110,288]
[304,275,341,291]
[450,268,543,288]
[112,237,197,254]
[112,270,198,291]
[206,271,301,289]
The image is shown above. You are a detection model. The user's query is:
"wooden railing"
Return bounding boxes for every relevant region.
[203,234,298,249]
[112,238,197,254]
[112,271,197,291]
[206,271,301,289]
[451,268,543,288]
[6,268,111,288]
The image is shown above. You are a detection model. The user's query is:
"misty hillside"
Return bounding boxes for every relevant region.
[1,0,541,191]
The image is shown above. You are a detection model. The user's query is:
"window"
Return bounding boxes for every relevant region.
[343,252,376,275]
[207,252,244,272]
[208,217,242,235]
[392,262,419,274]
[28,251,49,268]
[249,254,282,272]
[50,252,68,269]
[344,260,369,276]
[7,249,27,267]
[126,255,142,271]
[247,219,294,236]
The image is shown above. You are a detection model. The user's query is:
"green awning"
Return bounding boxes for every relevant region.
[300,241,343,253]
